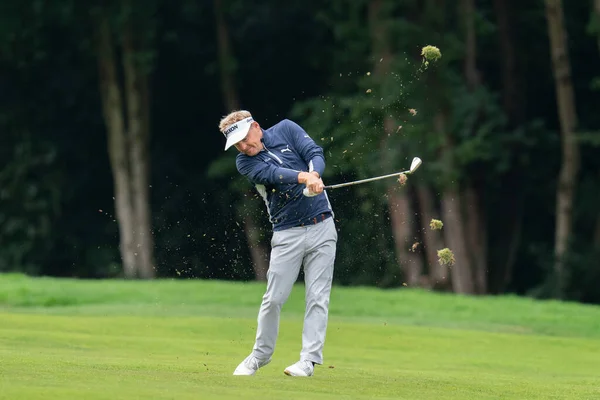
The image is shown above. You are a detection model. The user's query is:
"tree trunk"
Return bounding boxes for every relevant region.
[244,214,268,281]
[493,0,523,124]
[96,8,157,279]
[461,0,480,90]
[503,203,523,290]
[593,0,600,250]
[442,190,475,294]
[369,0,424,286]
[416,185,448,289]
[123,21,156,279]
[459,0,487,294]
[387,187,422,287]
[595,0,600,53]
[464,186,487,293]
[96,13,137,278]
[545,0,580,295]
[421,0,476,294]
[214,0,269,280]
[214,0,238,112]
[241,195,269,281]
[491,0,524,293]
[595,209,600,250]
[437,112,476,294]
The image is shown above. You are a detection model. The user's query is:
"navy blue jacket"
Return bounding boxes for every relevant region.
[236,119,334,231]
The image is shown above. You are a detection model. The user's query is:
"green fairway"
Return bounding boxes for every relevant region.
[1,274,599,399]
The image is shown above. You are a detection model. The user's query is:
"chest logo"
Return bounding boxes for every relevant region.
[281,145,292,153]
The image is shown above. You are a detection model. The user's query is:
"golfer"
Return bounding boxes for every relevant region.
[219,110,337,377]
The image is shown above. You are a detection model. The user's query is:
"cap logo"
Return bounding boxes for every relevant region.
[224,124,238,136]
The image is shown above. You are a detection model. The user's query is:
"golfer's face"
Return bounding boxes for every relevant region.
[235,123,262,156]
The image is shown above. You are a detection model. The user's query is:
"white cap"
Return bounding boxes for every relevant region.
[223,115,254,150]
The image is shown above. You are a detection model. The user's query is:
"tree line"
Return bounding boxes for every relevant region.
[1,0,600,304]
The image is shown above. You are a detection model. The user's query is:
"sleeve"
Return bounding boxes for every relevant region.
[236,155,300,186]
[284,119,326,177]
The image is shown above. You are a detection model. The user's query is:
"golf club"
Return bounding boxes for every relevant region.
[303,156,423,197]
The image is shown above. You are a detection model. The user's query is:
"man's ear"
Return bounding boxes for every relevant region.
[253,122,262,136]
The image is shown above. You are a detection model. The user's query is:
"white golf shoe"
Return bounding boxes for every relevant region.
[232,355,271,376]
[284,360,314,377]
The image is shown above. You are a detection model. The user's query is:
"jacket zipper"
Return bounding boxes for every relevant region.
[262,144,283,164]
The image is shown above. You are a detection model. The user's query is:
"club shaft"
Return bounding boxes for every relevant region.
[324,169,411,190]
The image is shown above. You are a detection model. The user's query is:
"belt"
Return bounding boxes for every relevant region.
[299,213,331,227]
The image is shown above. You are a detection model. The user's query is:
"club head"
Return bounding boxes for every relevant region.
[409,157,422,174]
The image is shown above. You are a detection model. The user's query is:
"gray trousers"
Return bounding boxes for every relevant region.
[251,216,337,365]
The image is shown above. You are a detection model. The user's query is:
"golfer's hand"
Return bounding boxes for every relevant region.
[299,172,324,195]
[307,176,324,195]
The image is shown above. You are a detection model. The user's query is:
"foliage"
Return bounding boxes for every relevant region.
[1,0,600,303]
[0,134,61,273]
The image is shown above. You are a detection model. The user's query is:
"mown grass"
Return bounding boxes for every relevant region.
[1,273,599,399]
